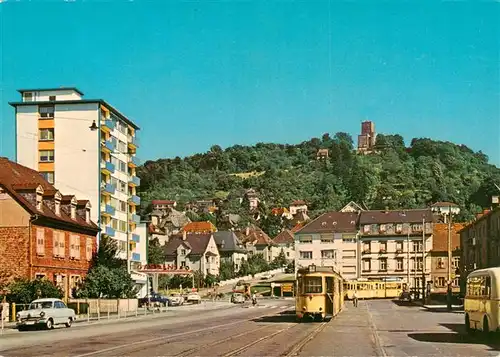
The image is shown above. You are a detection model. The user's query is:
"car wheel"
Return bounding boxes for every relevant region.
[65,318,72,328]
[46,318,54,330]
[17,326,26,332]
[483,316,490,335]
[465,314,472,334]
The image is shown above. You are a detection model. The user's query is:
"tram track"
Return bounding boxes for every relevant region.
[283,322,328,356]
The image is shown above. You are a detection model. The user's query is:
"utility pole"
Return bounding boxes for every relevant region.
[407,231,410,290]
[447,206,453,311]
[422,217,426,302]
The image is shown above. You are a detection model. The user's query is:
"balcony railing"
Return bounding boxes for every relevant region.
[127,135,139,148]
[105,226,115,237]
[101,139,116,152]
[102,183,116,195]
[130,156,141,167]
[129,195,141,205]
[129,176,141,186]
[131,253,141,262]
[100,160,115,174]
[101,204,115,216]
[131,214,141,223]
[102,119,115,131]
[131,234,140,243]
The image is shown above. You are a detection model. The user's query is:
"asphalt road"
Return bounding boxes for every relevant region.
[1,299,498,357]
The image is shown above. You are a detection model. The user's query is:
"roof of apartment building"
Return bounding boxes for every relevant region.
[432,223,464,252]
[296,211,359,234]
[359,209,434,224]
[431,201,460,208]
[273,229,294,245]
[17,87,85,96]
[181,221,217,233]
[0,158,99,233]
[236,225,274,246]
[163,233,214,257]
[213,231,247,253]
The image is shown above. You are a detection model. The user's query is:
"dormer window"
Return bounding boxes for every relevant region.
[85,202,91,223]
[35,185,44,211]
[54,191,62,216]
[70,197,77,220]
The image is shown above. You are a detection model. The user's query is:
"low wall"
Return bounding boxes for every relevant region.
[68,299,138,314]
[217,268,285,287]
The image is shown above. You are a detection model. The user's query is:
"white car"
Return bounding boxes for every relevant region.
[16,298,76,331]
[169,293,184,306]
[186,292,201,304]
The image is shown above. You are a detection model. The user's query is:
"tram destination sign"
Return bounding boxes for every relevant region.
[138,264,193,274]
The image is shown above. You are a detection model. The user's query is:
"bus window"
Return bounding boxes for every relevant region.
[304,277,322,293]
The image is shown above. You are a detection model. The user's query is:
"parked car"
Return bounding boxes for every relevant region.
[231,293,245,304]
[16,298,76,331]
[138,293,170,307]
[186,292,201,304]
[399,291,412,303]
[169,293,184,306]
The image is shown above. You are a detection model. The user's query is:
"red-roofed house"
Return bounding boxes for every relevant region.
[163,232,220,277]
[289,200,308,215]
[236,226,276,262]
[152,200,177,211]
[0,158,99,298]
[181,221,217,234]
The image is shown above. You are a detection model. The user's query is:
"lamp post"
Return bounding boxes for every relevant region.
[446,205,454,311]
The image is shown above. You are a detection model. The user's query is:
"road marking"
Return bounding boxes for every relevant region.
[222,324,296,357]
[284,322,327,357]
[365,303,387,357]
[73,308,286,357]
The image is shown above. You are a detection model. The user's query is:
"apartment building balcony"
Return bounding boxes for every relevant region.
[131,233,140,243]
[101,139,116,153]
[105,226,115,237]
[131,253,141,262]
[128,176,141,187]
[128,156,141,168]
[129,195,141,206]
[130,214,141,224]
[101,119,115,132]
[100,160,115,175]
[127,135,139,149]
[101,204,116,217]
[101,183,116,196]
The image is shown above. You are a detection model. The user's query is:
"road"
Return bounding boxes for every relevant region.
[1,299,498,357]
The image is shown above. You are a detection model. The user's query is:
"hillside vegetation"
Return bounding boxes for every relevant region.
[137,132,500,230]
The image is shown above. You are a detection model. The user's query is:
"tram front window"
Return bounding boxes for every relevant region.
[304,277,322,293]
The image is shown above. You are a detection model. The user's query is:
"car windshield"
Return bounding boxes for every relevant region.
[28,301,53,309]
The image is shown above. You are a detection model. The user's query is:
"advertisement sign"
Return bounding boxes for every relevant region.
[138,264,193,274]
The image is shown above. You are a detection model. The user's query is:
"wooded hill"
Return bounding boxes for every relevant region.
[137,132,500,235]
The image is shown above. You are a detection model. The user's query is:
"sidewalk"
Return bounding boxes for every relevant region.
[0,300,234,333]
[411,300,464,311]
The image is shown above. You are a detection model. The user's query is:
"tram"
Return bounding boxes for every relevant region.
[295,265,344,322]
[344,279,404,300]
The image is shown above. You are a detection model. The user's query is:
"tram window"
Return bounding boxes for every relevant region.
[304,277,322,293]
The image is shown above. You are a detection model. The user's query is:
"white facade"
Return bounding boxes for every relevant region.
[11,87,145,276]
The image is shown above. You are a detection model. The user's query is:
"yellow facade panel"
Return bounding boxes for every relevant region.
[38,119,55,129]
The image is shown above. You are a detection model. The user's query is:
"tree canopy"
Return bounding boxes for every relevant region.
[137,133,500,231]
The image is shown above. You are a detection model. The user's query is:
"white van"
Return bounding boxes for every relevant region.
[464,267,500,333]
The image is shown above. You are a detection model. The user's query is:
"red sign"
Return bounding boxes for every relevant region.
[138,264,192,273]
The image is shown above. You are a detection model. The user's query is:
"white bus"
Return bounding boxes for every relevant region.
[464,267,500,333]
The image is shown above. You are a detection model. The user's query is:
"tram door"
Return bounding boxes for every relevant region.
[325,277,334,315]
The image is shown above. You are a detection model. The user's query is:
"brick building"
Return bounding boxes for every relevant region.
[0,158,99,298]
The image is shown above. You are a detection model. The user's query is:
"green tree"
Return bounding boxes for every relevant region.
[7,278,63,304]
[219,260,236,280]
[270,249,288,269]
[76,266,137,298]
[147,238,165,264]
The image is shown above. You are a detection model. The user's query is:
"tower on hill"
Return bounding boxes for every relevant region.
[357,120,376,153]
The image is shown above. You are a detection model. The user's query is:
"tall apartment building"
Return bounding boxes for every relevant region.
[9,87,146,273]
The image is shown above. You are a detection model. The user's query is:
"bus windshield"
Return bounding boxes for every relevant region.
[303,277,322,293]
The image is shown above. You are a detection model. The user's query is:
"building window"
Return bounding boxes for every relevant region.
[437,258,445,269]
[181,261,187,268]
[39,105,55,118]
[39,150,54,162]
[321,249,336,259]
[40,171,55,184]
[411,224,423,232]
[299,251,312,259]
[396,258,403,271]
[395,224,403,233]
[412,257,423,271]
[362,259,371,271]
[363,225,370,233]
[320,234,334,243]
[36,228,45,255]
[49,95,56,101]
[23,92,33,101]
[437,277,446,287]
[412,241,423,252]
[180,249,186,256]
[452,257,460,269]
[379,258,387,271]
[70,235,80,259]
[35,273,45,279]
[53,231,65,257]
[363,242,371,253]
[396,241,403,252]
[119,220,127,232]
[298,235,312,243]
[39,128,54,141]
[379,241,387,252]
[86,238,93,261]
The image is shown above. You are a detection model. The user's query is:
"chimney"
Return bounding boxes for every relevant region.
[55,194,61,216]
[35,186,44,212]
[86,206,91,224]
[182,230,187,240]
[70,200,77,220]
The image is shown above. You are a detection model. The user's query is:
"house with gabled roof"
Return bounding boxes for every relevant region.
[149,207,191,244]
[236,225,276,263]
[163,232,220,277]
[340,201,366,213]
[213,231,248,271]
[272,229,295,261]
[181,221,217,234]
[0,157,99,298]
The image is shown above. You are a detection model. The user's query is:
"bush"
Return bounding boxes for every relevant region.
[7,278,63,304]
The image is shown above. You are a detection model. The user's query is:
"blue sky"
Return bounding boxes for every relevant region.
[0,1,498,165]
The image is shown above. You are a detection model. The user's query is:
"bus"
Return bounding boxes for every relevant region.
[296,265,344,322]
[464,267,500,334]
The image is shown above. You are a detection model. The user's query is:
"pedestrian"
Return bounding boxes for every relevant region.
[252,292,257,306]
[353,290,358,307]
